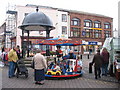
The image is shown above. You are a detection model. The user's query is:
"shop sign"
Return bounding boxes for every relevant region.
[88,42,97,45]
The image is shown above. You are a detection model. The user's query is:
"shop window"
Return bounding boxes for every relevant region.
[70,46,81,52]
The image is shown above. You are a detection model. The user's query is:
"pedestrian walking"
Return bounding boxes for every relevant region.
[101,48,110,76]
[8,46,18,78]
[32,50,47,85]
[91,49,103,79]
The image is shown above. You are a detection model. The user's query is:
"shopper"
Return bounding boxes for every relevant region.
[8,46,18,78]
[101,48,110,76]
[91,49,103,79]
[32,50,47,85]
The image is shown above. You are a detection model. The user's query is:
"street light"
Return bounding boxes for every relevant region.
[19,6,55,57]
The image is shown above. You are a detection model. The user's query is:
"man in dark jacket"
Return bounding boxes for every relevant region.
[91,49,103,79]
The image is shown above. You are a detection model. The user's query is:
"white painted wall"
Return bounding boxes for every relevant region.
[7,5,70,48]
[57,11,69,38]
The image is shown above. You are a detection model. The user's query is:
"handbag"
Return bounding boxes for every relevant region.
[31,60,34,69]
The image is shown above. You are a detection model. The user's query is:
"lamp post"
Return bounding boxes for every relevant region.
[19,6,55,57]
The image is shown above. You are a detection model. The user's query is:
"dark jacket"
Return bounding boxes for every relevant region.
[56,50,63,57]
[101,52,109,64]
[16,49,21,59]
[62,53,76,60]
[92,53,103,68]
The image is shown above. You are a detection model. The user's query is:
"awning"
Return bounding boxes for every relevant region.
[32,38,83,46]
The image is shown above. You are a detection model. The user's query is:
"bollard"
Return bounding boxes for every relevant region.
[87,54,89,59]
[54,57,56,64]
[80,54,82,59]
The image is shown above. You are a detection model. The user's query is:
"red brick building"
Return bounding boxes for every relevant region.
[68,10,113,54]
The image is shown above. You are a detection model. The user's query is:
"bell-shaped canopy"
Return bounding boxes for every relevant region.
[19,10,55,31]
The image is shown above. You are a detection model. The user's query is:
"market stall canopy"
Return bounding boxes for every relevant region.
[32,38,83,46]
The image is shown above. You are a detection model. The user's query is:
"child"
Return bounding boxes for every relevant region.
[76,56,82,73]
[53,63,61,71]
[77,56,82,67]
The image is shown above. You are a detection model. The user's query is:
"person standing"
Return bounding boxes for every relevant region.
[56,45,63,58]
[16,45,21,60]
[8,46,18,78]
[2,48,8,66]
[62,50,76,60]
[91,49,103,79]
[101,48,110,76]
[33,50,47,85]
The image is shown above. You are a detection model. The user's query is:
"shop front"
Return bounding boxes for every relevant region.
[83,41,102,54]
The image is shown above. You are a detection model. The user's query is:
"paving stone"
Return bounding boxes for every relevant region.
[2,55,120,88]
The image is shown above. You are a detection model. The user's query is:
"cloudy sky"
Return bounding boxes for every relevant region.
[0,0,119,30]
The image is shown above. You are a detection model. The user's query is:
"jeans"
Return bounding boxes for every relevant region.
[8,61,15,77]
[102,63,109,76]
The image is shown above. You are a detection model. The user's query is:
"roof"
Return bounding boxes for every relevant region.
[58,9,113,19]
[26,4,113,19]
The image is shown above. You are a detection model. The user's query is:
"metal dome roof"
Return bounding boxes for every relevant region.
[19,9,55,31]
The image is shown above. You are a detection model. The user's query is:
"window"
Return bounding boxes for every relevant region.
[70,27,80,37]
[70,46,81,52]
[85,29,90,38]
[84,19,92,27]
[83,29,93,38]
[62,14,67,22]
[62,26,67,34]
[94,21,101,28]
[94,30,102,38]
[104,31,111,38]
[104,22,111,29]
[71,18,80,26]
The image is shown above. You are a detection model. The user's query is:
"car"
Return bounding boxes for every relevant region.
[46,69,62,76]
